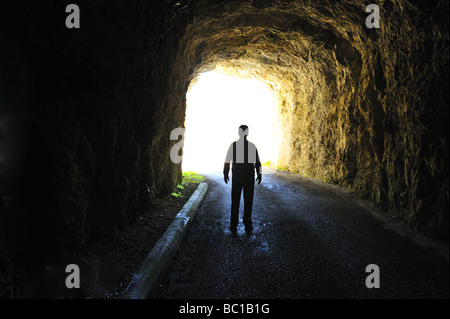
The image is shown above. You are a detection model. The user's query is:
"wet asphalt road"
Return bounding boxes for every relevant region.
[155,169,449,299]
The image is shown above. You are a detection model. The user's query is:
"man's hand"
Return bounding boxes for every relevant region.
[224,173,230,184]
[256,174,262,185]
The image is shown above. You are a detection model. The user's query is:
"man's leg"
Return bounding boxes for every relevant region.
[243,175,255,231]
[230,177,243,231]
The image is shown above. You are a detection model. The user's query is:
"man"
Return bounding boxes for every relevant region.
[223,125,262,234]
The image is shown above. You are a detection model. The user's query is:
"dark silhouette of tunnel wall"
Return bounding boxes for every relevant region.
[0,0,448,297]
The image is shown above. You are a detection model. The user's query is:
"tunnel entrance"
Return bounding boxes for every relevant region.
[182,69,281,174]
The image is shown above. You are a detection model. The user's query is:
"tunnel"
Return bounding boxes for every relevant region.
[0,0,448,298]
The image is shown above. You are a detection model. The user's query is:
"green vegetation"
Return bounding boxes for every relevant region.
[262,161,289,172]
[171,191,182,198]
[171,171,205,198]
[182,171,205,183]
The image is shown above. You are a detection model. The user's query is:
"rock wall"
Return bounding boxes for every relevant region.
[0,0,448,297]
[172,0,448,240]
[1,0,188,296]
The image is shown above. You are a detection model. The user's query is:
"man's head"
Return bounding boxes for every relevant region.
[238,125,249,138]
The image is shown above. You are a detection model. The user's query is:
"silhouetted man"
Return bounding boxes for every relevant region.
[223,125,262,233]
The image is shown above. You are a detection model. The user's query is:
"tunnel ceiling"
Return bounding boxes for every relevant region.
[179,0,363,84]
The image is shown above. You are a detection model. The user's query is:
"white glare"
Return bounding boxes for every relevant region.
[182,71,280,174]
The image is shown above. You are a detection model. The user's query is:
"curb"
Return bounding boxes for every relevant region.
[124,182,208,299]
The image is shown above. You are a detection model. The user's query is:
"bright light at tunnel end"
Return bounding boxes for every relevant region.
[181,70,281,174]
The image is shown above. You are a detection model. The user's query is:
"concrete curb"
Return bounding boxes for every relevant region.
[124,182,208,299]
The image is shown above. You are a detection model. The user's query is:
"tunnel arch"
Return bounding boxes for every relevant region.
[165,0,448,241]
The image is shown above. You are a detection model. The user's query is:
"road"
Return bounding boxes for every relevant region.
[155,169,449,299]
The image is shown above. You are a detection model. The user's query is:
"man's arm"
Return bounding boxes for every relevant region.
[255,148,262,184]
[223,144,233,183]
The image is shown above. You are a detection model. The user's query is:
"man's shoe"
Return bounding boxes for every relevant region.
[229,226,237,233]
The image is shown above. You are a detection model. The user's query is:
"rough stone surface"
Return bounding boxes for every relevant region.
[0,0,448,297]
[173,0,449,241]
